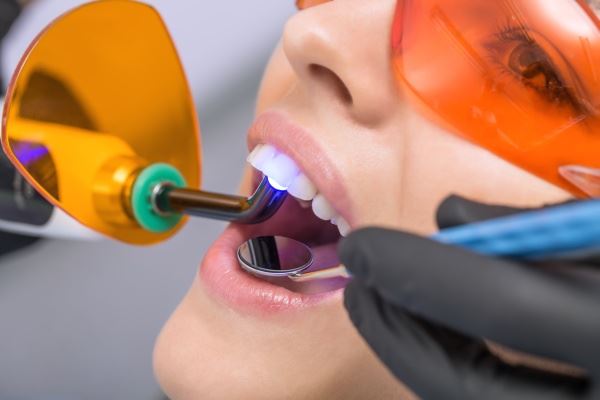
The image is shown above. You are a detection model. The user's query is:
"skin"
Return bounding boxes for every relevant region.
[154,1,572,399]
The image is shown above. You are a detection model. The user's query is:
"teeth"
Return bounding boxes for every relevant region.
[247,144,351,237]
[246,146,261,165]
[312,194,336,221]
[248,144,277,172]
[336,217,350,237]
[262,154,299,188]
[288,173,317,201]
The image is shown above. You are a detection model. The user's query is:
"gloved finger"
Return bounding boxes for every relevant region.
[436,195,576,230]
[345,281,588,400]
[340,228,600,369]
[345,279,467,400]
[436,195,529,229]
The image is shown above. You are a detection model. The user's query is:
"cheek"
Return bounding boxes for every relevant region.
[324,121,408,230]
[256,42,297,114]
[347,144,405,226]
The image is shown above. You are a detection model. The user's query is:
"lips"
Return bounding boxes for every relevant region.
[248,110,355,228]
[199,198,346,316]
[198,111,352,315]
[247,144,351,236]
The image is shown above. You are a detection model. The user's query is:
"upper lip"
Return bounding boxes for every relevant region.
[247,110,354,227]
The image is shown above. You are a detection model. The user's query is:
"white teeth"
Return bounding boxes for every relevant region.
[262,153,299,188]
[247,144,351,237]
[312,194,336,221]
[288,173,317,201]
[336,217,351,237]
[248,144,277,172]
[246,146,262,165]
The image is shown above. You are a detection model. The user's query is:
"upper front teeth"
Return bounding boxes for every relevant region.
[247,144,276,168]
[247,144,350,236]
[288,173,317,201]
[262,154,299,188]
[312,194,336,220]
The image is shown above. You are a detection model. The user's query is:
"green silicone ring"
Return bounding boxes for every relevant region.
[131,163,187,233]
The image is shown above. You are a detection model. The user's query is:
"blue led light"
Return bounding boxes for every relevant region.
[13,143,50,166]
[268,176,288,191]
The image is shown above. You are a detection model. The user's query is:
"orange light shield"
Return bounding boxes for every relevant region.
[1,0,201,244]
[392,0,600,197]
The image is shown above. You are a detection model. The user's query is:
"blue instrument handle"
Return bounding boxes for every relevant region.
[433,200,600,259]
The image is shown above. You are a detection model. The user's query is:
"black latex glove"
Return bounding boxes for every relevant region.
[340,196,599,400]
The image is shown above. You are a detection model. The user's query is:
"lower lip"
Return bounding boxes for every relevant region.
[199,225,344,316]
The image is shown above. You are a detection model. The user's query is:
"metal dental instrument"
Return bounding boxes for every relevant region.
[237,235,351,282]
[153,176,288,224]
[238,199,600,282]
[237,234,349,282]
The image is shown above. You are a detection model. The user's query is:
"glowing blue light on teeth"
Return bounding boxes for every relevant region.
[268,176,288,191]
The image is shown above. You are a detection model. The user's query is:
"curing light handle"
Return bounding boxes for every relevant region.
[155,176,288,224]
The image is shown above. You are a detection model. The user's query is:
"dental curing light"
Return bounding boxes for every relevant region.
[0,1,291,245]
[130,163,288,233]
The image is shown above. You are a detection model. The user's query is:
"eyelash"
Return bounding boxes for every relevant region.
[495,22,533,45]
[485,23,583,112]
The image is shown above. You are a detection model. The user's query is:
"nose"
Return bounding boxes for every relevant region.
[282,0,399,126]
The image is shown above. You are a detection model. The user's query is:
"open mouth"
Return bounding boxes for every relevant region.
[239,141,351,293]
[243,144,348,290]
[248,144,351,238]
[198,133,350,315]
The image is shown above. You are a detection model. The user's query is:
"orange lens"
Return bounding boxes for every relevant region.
[1,0,201,244]
[392,0,600,197]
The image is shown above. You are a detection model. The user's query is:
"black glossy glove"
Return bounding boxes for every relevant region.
[341,196,599,400]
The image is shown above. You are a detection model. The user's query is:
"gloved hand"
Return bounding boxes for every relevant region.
[340,196,599,400]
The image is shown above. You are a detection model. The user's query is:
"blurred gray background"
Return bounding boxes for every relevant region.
[0,1,295,399]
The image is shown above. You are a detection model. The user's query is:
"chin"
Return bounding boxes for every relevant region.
[153,274,412,400]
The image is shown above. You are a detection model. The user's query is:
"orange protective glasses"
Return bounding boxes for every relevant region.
[392,0,600,197]
[299,0,600,197]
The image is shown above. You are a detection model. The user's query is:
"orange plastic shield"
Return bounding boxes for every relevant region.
[1,0,201,244]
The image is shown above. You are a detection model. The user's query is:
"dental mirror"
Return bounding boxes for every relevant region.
[237,235,351,282]
[237,236,314,277]
[1,0,286,245]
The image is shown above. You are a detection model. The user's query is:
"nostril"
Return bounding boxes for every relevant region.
[308,64,353,105]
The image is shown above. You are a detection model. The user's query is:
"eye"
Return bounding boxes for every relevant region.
[507,41,575,107]
[296,0,331,10]
[485,26,582,110]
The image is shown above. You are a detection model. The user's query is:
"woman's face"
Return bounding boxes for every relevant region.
[154,1,571,398]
